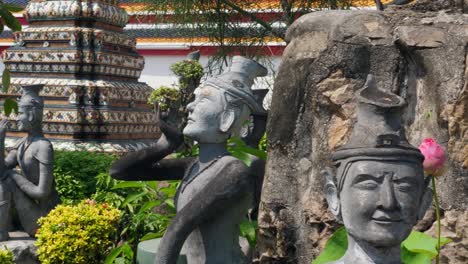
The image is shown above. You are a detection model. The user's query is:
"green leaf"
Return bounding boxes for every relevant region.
[3,3,24,12]
[2,68,10,93]
[0,9,21,31]
[3,98,18,116]
[122,192,148,207]
[401,246,432,264]
[121,243,134,259]
[138,201,161,214]
[239,220,258,247]
[312,227,347,264]
[402,231,451,258]
[141,231,165,241]
[112,182,146,190]
[164,198,175,210]
[104,246,123,264]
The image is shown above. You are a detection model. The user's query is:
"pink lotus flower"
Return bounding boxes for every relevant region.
[419,138,446,175]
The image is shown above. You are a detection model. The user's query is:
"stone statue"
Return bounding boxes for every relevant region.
[0,84,60,241]
[322,76,433,264]
[110,56,268,264]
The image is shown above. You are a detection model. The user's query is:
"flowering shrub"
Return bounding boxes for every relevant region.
[36,200,121,264]
[0,246,14,264]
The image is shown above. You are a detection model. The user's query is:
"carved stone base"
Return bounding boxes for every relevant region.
[5,137,156,153]
[0,232,39,264]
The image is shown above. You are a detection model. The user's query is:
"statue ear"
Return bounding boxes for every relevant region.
[322,167,341,220]
[418,176,434,220]
[28,110,35,122]
[220,109,235,133]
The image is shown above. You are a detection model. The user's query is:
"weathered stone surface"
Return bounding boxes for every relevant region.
[427,210,468,263]
[257,6,468,264]
[0,232,39,264]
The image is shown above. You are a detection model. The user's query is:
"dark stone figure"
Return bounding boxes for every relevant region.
[323,76,433,264]
[0,85,60,241]
[110,56,268,264]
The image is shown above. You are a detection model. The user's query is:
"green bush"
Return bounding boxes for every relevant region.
[0,246,14,264]
[54,151,116,203]
[147,86,181,111]
[36,200,121,264]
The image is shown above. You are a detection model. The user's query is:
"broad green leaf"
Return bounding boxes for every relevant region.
[3,3,24,12]
[112,182,146,190]
[312,227,347,264]
[402,231,451,258]
[104,246,123,264]
[2,68,10,93]
[239,220,258,247]
[4,98,18,116]
[138,200,162,214]
[0,9,21,31]
[164,198,175,210]
[121,243,134,259]
[122,192,148,207]
[401,246,431,264]
[141,231,165,241]
[229,150,252,166]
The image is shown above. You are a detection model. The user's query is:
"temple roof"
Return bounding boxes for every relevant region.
[0,0,388,54]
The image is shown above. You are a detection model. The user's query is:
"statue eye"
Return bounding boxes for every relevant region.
[395,183,414,193]
[354,180,379,190]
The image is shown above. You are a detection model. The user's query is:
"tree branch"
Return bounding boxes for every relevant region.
[218,0,286,40]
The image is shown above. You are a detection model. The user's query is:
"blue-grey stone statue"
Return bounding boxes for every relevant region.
[0,85,60,241]
[110,56,267,264]
[322,75,433,264]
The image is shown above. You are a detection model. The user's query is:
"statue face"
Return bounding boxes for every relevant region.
[183,85,228,143]
[339,160,424,247]
[17,107,33,132]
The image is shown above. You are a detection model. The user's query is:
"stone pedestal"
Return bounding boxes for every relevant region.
[136,238,187,264]
[0,232,39,264]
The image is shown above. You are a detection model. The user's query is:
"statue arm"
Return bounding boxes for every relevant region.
[156,159,251,264]
[11,141,54,200]
[4,150,18,169]
[110,121,187,181]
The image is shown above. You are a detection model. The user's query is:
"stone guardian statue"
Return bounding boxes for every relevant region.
[110,56,268,264]
[0,84,60,241]
[322,75,433,264]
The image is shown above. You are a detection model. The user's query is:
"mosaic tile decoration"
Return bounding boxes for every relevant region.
[1,0,159,151]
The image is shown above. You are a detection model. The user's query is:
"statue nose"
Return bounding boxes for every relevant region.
[378,178,398,210]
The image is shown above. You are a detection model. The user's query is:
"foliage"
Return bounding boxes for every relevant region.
[240,219,258,248]
[147,86,181,111]
[0,3,22,115]
[54,151,117,204]
[93,173,178,263]
[139,0,352,73]
[36,200,121,264]
[0,246,14,264]
[228,137,267,166]
[258,133,267,152]
[313,228,452,264]
[170,60,204,89]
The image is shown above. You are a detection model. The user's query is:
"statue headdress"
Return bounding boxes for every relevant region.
[18,84,44,110]
[332,75,424,190]
[204,56,268,114]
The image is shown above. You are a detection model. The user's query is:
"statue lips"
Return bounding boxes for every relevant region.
[371,212,402,225]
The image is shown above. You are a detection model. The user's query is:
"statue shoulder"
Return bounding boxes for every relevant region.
[219,155,250,177]
[31,138,54,164]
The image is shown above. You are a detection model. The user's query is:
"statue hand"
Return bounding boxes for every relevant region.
[158,119,184,150]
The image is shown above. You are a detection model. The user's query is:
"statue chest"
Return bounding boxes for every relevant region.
[16,141,40,183]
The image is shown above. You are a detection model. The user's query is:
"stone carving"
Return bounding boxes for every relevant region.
[110,56,267,264]
[0,85,60,241]
[322,76,433,263]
